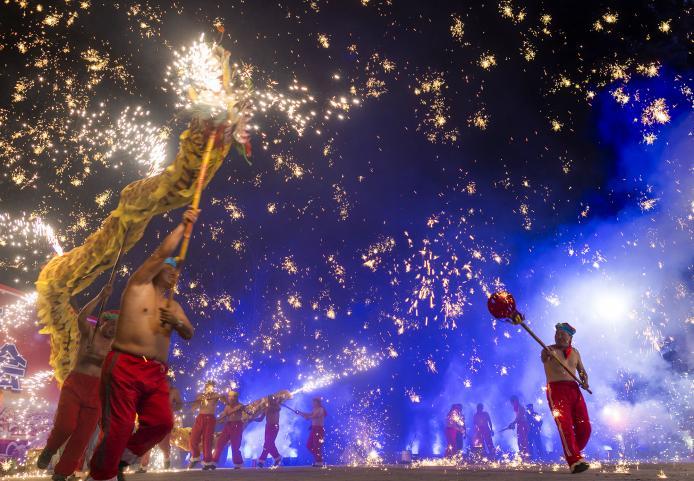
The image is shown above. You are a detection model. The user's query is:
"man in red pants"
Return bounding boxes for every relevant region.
[300,397,327,467]
[37,286,117,481]
[188,380,222,469]
[472,403,495,459]
[444,403,465,457]
[211,390,245,469]
[542,322,591,474]
[86,208,197,481]
[507,395,530,459]
[256,394,283,467]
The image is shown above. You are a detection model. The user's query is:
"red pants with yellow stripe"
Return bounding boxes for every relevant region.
[546,381,591,468]
[44,371,101,476]
[89,351,173,480]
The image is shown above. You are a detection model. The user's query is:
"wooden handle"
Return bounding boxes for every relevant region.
[168,130,218,305]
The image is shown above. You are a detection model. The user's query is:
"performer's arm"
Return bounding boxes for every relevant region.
[129,208,199,285]
[219,403,244,422]
[217,405,229,423]
[160,301,194,340]
[307,407,323,420]
[227,404,244,414]
[77,284,112,334]
[575,349,589,388]
[540,345,555,363]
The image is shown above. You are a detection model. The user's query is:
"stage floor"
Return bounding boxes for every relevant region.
[17,463,692,481]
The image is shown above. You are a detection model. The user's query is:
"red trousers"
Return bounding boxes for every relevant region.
[472,427,495,457]
[44,371,101,476]
[89,351,173,480]
[546,381,591,468]
[213,421,243,466]
[259,423,280,460]
[444,427,459,456]
[517,421,530,457]
[190,413,215,462]
[307,425,325,463]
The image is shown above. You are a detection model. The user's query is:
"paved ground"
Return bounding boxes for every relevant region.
[15,463,692,481]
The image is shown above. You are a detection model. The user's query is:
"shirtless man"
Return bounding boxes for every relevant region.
[256,395,283,467]
[300,397,327,467]
[542,322,591,474]
[37,286,117,481]
[472,403,495,459]
[139,384,183,470]
[211,390,246,469]
[189,380,222,469]
[87,208,197,481]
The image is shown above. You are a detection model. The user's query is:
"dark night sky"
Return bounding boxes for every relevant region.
[0,0,692,464]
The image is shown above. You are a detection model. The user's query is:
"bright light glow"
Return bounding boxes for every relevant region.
[593,288,632,322]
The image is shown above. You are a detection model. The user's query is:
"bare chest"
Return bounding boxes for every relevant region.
[120,285,173,330]
[546,349,579,375]
[77,330,111,366]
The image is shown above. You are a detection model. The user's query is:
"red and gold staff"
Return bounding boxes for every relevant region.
[256,394,283,468]
[444,403,465,457]
[298,397,327,467]
[543,323,591,473]
[86,208,198,481]
[37,286,117,481]
[188,380,222,469]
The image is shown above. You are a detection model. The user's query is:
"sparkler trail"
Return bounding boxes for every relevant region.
[289,344,386,396]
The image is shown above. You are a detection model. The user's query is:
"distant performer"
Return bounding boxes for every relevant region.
[256,395,283,468]
[211,390,246,469]
[444,403,466,457]
[189,380,222,469]
[542,322,591,473]
[299,397,327,467]
[526,403,545,460]
[87,208,197,481]
[507,395,530,458]
[471,403,495,459]
[37,286,117,481]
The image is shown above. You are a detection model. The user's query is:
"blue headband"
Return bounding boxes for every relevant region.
[164,257,178,268]
[556,322,576,337]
